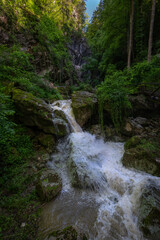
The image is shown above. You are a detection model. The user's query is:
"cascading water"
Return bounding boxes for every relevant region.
[39,100,160,240]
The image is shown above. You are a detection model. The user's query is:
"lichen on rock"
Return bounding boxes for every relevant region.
[36,170,62,202]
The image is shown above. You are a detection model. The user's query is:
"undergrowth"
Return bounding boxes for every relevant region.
[0,45,62,101]
[0,86,41,240]
[97,57,160,130]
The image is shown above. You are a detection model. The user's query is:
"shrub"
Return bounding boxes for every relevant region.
[97,71,132,130]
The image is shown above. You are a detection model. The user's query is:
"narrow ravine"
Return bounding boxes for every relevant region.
[39,100,160,240]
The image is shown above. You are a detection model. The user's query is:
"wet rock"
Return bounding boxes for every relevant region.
[89,124,103,138]
[35,133,56,153]
[36,170,62,202]
[47,226,87,240]
[72,91,98,127]
[89,125,125,142]
[122,138,160,176]
[138,182,160,240]
[123,118,145,136]
[68,134,107,190]
[12,89,69,136]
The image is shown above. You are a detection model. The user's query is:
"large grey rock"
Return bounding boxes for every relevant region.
[122,137,160,176]
[138,182,160,240]
[12,89,69,136]
[72,91,98,127]
[36,170,62,202]
[68,134,107,190]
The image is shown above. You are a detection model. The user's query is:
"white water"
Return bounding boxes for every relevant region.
[40,100,160,240]
[51,100,82,133]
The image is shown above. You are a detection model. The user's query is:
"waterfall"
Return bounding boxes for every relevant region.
[51,100,82,133]
[40,100,160,240]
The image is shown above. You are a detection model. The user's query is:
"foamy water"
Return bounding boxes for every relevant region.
[39,100,160,240]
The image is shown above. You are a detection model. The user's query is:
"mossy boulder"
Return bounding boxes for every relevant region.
[36,170,62,202]
[35,133,56,153]
[124,136,141,150]
[47,226,87,240]
[12,89,68,136]
[122,138,160,176]
[71,91,97,127]
[138,182,160,240]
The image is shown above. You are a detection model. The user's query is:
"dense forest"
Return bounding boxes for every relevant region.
[0,0,160,239]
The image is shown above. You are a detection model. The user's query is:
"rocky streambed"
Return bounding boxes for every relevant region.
[10,87,160,240]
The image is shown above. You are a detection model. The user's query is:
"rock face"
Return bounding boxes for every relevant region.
[12,89,68,136]
[36,170,62,202]
[47,226,87,240]
[123,117,160,138]
[138,182,160,240]
[122,136,160,176]
[72,91,98,127]
[128,94,159,117]
[68,35,91,82]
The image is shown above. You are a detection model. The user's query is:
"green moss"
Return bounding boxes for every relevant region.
[122,137,160,176]
[124,136,141,150]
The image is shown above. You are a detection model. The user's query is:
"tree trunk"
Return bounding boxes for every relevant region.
[127,0,135,69]
[148,0,156,62]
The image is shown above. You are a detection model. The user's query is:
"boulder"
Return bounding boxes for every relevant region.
[123,118,146,136]
[35,133,56,153]
[128,94,158,117]
[71,91,98,127]
[47,226,87,240]
[138,182,160,240]
[12,89,68,136]
[122,137,160,176]
[36,170,62,202]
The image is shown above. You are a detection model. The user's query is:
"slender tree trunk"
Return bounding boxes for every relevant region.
[148,0,156,62]
[127,0,135,69]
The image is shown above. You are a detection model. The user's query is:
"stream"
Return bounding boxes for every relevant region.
[39,100,160,240]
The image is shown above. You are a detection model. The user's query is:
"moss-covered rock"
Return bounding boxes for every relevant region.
[138,183,160,240]
[34,133,56,152]
[124,136,141,150]
[47,226,87,240]
[12,89,68,136]
[71,91,97,127]
[122,138,160,176]
[36,170,62,202]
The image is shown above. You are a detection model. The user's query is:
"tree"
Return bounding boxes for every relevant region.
[128,0,135,68]
[148,0,156,62]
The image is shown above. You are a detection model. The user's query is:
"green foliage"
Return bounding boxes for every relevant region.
[127,57,160,88]
[0,45,62,100]
[70,82,93,93]
[0,87,40,240]
[97,71,132,130]
[86,0,160,80]
[97,56,160,129]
